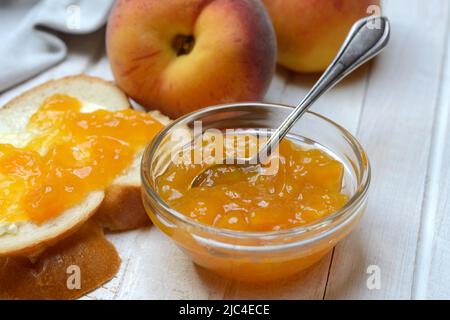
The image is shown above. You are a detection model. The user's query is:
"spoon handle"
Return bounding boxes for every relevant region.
[258,16,390,162]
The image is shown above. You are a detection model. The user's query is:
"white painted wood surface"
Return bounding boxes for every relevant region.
[1,0,449,300]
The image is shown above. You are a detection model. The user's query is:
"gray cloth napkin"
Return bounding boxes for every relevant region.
[0,0,114,92]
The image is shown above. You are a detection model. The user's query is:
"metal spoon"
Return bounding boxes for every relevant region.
[192,15,390,188]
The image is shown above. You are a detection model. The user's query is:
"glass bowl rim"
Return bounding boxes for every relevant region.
[141,102,371,240]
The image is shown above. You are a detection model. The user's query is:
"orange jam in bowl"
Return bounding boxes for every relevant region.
[142,103,370,282]
[0,94,163,225]
[156,138,349,232]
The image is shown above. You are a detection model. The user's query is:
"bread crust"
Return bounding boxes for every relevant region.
[95,184,150,231]
[0,195,104,257]
[1,75,129,112]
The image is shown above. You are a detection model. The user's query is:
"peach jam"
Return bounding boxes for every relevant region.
[156,137,348,232]
[0,94,163,224]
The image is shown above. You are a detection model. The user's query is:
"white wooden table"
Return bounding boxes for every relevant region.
[1,0,449,300]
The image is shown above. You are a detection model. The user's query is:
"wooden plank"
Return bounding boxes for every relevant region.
[109,228,230,299]
[428,143,450,299]
[325,0,449,299]
[425,10,450,299]
[278,65,369,133]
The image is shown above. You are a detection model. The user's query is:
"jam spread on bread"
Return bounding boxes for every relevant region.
[0,94,163,224]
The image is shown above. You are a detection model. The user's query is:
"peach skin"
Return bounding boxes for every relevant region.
[107,0,277,118]
[262,0,381,73]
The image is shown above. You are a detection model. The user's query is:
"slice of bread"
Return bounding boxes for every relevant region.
[0,75,169,257]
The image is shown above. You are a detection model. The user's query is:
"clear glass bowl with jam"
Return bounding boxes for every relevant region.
[141,103,370,282]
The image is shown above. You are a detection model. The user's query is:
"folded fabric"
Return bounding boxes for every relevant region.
[0,0,114,92]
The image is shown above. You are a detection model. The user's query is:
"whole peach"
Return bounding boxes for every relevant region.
[262,0,381,73]
[107,0,277,118]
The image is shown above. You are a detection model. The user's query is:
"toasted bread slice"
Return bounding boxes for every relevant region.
[0,75,169,256]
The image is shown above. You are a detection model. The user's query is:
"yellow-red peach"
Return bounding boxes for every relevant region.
[262,0,381,73]
[107,0,277,118]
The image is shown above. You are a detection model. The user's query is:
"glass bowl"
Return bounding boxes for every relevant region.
[141,102,370,282]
